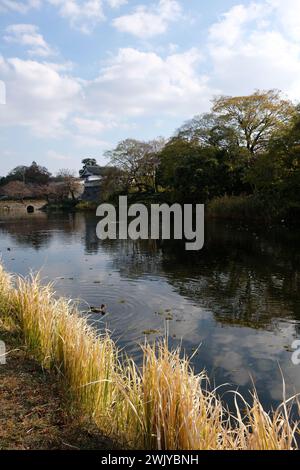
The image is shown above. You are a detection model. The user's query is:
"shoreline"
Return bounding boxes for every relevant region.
[1,195,299,228]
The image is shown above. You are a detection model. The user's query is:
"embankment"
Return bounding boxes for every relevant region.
[0,200,47,215]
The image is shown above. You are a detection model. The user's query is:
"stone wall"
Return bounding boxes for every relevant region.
[0,199,47,214]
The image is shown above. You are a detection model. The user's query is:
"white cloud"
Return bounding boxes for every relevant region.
[106,0,127,8]
[0,0,40,14]
[0,56,81,136]
[73,116,117,134]
[0,45,213,142]
[4,24,56,57]
[47,150,72,161]
[72,133,110,148]
[47,0,105,33]
[0,0,127,35]
[113,0,182,38]
[209,3,268,47]
[0,79,5,105]
[208,1,300,101]
[268,0,300,41]
[85,47,212,117]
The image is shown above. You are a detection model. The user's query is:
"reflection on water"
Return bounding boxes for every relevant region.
[1,211,300,410]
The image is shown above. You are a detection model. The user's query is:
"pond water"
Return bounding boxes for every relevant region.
[1,210,300,411]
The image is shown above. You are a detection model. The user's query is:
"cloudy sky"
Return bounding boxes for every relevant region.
[0,0,300,175]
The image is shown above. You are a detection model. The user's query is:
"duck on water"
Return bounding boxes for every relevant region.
[90,304,107,315]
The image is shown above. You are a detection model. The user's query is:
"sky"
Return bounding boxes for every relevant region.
[0,0,300,176]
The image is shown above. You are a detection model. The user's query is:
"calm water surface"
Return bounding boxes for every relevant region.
[1,211,300,410]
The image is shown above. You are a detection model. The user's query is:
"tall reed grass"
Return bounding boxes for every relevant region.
[207,195,270,221]
[0,262,299,450]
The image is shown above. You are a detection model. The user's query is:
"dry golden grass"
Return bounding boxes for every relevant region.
[0,264,14,330]
[0,262,299,450]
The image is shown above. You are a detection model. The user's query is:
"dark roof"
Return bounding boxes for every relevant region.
[80,166,103,177]
[86,166,103,175]
[79,165,121,178]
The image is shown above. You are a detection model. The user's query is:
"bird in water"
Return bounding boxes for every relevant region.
[90,304,107,315]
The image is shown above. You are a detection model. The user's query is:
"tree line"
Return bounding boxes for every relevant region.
[0,162,81,203]
[105,90,300,222]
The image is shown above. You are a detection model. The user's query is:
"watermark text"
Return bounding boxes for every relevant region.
[96,197,204,251]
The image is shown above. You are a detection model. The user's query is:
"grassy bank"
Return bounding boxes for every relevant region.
[207,194,300,224]
[207,195,276,222]
[0,263,299,450]
[43,200,78,212]
[0,330,115,450]
[75,201,99,212]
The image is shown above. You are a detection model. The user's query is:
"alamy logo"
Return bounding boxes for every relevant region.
[0,80,6,105]
[96,196,204,251]
[0,340,6,365]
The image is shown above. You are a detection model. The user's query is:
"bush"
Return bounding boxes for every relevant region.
[75,201,98,211]
[207,195,273,221]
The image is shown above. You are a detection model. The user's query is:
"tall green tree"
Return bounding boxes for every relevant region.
[212,90,295,156]
[157,139,242,202]
[177,113,240,152]
[245,109,300,216]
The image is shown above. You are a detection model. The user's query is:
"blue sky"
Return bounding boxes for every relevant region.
[0,0,300,176]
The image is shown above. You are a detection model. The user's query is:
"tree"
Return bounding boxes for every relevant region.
[98,166,124,201]
[82,158,97,167]
[0,163,51,186]
[29,184,50,200]
[268,105,300,160]
[177,113,240,151]
[105,138,164,192]
[56,169,82,200]
[25,161,51,185]
[79,158,98,177]
[273,110,300,209]
[212,90,295,156]
[5,165,28,184]
[45,182,69,203]
[141,138,165,192]
[1,181,31,200]
[244,109,300,216]
[157,139,239,202]
[157,139,195,187]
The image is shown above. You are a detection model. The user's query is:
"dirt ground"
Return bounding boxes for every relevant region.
[0,330,115,450]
